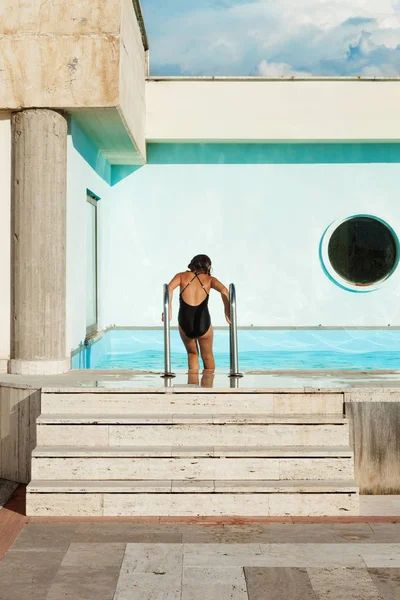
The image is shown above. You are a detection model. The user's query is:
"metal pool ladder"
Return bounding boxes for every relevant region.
[161,283,175,378]
[161,282,243,378]
[229,283,243,378]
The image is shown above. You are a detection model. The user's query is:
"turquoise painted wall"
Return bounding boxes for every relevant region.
[96,143,400,327]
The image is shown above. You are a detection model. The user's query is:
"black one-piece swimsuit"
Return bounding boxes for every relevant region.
[178,273,211,339]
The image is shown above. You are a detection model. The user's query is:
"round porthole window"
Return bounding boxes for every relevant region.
[320,215,399,291]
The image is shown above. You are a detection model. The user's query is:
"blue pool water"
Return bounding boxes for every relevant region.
[72,329,400,371]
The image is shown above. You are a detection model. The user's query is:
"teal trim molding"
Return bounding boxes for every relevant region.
[69,118,112,184]
[147,143,400,165]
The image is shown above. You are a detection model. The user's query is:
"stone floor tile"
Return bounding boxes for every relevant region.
[182,582,248,599]
[368,568,400,600]
[115,575,182,600]
[45,542,126,600]
[369,524,400,542]
[184,543,265,567]
[180,525,228,543]
[46,566,122,600]
[330,523,376,543]
[73,523,182,543]
[244,567,317,600]
[183,566,246,585]
[57,542,126,569]
[223,524,336,544]
[118,543,183,577]
[308,567,383,599]
[10,523,77,551]
[0,549,67,600]
[182,567,247,600]
[259,544,366,567]
[219,525,281,544]
[358,544,400,568]
[113,543,183,600]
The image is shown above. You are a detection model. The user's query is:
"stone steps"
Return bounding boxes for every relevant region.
[32,445,354,457]
[28,479,358,493]
[26,390,359,516]
[40,392,344,415]
[36,424,349,447]
[31,451,354,481]
[36,413,347,424]
[26,480,359,517]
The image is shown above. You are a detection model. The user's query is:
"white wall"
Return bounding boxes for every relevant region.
[100,155,400,328]
[66,137,111,353]
[0,114,11,371]
[146,79,400,142]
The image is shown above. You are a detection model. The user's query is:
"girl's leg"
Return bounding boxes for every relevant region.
[188,371,200,385]
[179,327,200,372]
[198,326,215,371]
[201,370,215,388]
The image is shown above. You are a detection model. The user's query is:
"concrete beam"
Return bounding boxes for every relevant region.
[146,78,400,143]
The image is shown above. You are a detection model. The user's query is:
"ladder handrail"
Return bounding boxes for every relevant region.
[229,283,243,378]
[161,283,175,378]
[162,282,242,378]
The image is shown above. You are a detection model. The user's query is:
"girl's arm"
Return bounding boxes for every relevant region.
[162,273,181,321]
[211,277,231,324]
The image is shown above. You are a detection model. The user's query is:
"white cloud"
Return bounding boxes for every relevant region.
[257,60,312,77]
[143,0,400,76]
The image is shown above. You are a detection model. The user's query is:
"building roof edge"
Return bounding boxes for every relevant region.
[132,0,149,51]
[146,75,400,82]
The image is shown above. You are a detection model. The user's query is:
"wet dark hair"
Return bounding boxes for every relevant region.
[188,254,212,275]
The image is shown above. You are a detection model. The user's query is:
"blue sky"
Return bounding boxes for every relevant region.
[141,0,400,76]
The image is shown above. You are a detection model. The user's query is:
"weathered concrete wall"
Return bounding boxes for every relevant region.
[0,0,147,165]
[0,386,41,484]
[0,0,120,109]
[346,399,400,494]
[0,114,11,373]
[146,79,400,142]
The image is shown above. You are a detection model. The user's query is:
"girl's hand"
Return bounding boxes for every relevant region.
[161,312,172,322]
[225,313,231,325]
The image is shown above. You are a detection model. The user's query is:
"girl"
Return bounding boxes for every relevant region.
[164,254,230,372]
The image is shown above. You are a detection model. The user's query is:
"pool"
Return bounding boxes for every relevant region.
[72,328,400,371]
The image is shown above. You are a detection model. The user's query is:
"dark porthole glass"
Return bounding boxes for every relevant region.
[328,217,398,285]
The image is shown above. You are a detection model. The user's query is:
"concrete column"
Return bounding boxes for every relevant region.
[10,109,69,375]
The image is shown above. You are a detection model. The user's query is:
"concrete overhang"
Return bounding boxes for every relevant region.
[146,76,400,143]
[0,0,148,167]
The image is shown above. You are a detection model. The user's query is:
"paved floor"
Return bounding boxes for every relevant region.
[1,488,400,599]
[1,521,400,599]
[0,487,399,600]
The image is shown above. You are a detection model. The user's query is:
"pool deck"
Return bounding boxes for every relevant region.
[3,369,400,392]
